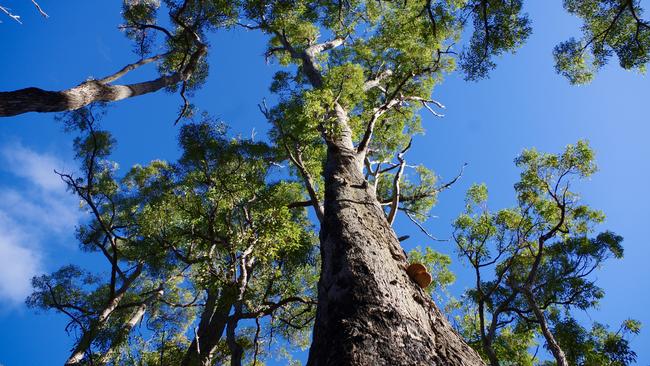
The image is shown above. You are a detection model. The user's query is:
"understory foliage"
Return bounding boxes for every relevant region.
[16,0,647,365]
[452,142,640,366]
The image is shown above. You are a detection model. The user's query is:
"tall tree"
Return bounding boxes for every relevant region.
[452,142,640,366]
[29,109,319,366]
[27,107,189,365]
[5,1,649,365]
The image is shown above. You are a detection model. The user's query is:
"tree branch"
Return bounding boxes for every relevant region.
[387,139,411,225]
[1,38,206,117]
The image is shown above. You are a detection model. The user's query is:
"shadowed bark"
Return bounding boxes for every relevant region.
[181,288,234,366]
[306,140,485,366]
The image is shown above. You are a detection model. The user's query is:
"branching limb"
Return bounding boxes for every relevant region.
[237,296,316,320]
[387,139,411,225]
[357,71,444,158]
[119,22,174,40]
[379,162,466,205]
[98,52,169,84]
[0,5,22,23]
[1,26,206,117]
[363,69,393,91]
[259,100,324,221]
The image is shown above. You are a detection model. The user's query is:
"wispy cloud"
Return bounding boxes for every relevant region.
[0,141,81,308]
[0,213,41,305]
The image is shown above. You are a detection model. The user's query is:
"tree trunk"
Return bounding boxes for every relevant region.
[306,143,485,366]
[181,287,234,366]
[65,264,143,366]
[98,288,164,365]
[478,301,500,366]
[523,289,568,366]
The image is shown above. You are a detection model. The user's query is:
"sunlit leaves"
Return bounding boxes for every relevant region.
[546,317,640,366]
[453,142,636,364]
[555,0,650,84]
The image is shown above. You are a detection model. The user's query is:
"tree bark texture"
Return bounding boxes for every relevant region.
[181,287,234,366]
[0,46,206,117]
[0,76,180,117]
[307,143,485,366]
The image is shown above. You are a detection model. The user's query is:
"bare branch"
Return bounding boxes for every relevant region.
[0,5,22,24]
[98,52,168,84]
[306,37,346,56]
[174,81,189,125]
[363,69,393,91]
[259,100,324,221]
[387,139,412,225]
[31,0,48,18]
[404,211,448,242]
[119,22,174,40]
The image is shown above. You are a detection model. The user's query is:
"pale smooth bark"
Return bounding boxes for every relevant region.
[98,288,164,365]
[0,76,178,117]
[0,46,205,117]
[65,264,143,366]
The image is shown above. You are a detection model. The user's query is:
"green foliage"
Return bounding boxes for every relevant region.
[27,1,650,364]
[555,0,650,84]
[452,142,640,365]
[29,110,318,365]
[543,317,640,366]
[460,0,532,80]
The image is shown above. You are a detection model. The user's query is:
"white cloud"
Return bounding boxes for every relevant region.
[0,213,41,304]
[0,141,81,308]
[1,142,70,192]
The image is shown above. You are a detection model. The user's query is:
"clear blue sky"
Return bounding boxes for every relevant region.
[1,1,648,365]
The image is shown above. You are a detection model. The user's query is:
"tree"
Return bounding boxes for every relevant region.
[452,142,640,366]
[29,108,319,366]
[4,1,649,365]
[2,1,648,115]
[27,107,186,365]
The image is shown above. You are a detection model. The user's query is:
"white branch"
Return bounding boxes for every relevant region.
[363,70,393,91]
[387,139,412,226]
[31,0,48,18]
[0,5,22,24]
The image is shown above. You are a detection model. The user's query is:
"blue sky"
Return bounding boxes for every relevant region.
[1,1,649,365]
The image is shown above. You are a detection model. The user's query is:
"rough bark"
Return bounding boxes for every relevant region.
[181,288,234,366]
[0,46,206,117]
[0,76,181,117]
[306,142,485,366]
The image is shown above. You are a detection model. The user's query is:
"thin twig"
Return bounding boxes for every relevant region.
[31,0,48,18]
[404,211,448,242]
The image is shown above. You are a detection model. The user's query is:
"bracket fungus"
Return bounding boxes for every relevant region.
[406,262,432,289]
